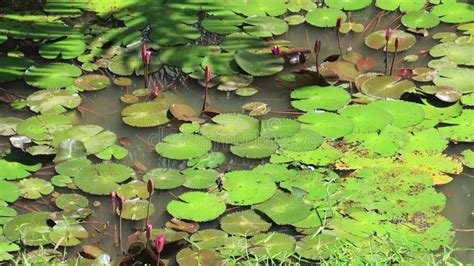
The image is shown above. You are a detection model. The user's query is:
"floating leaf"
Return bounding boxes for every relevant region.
[221,32,266,52]
[16,114,72,142]
[375,0,427,12]
[4,212,52,246]
[0,117,22,136]
[232,0,287,16]
[74,75,110,91]
[368,100,424,128]
[182,169,218,189]
[217,74,253,92]
[55,158,91,177]
[291,85,351,111]
[220,210,271,236]
[277,129,324,152]
[121,102,170,128]
[339,105,393,133]
[167,192,226,222]
[169,104,204,123]
[250,232,296,259]
[200,113,259,144]
[0,160,41,180]
[0,180,20,203]
[155,133,212,160]
[235,87,258,96]
[52,125,116,155]
[299,112,354,139]
[438,109,474,142]
[306,8,347,28]
[365,30,416,52]
[108,46,161,76]
[244,16,288,37]
[187,152,225,170]
[49,220,88,246]
[55,194,89,211]
[285,15,306,26]
[287,0,316,12]
[176,248,222,266]
[24,63,82,89]
[39,37,86,59]
[401,11,440,29]
[460,149,474,168]
[254,190,311,225]
[235,50,284,77]
[190,229,228,250]
[223,170,277,206]
[242,102,271,116]
[143,168,185,190]
[117,180,148,199]
[202,12,244,35]
[297,234,342,260]
[431,2,474,23]
[0,56,34,83]
[119,198,155,221]
[27,89,81,114]
[325,0,372,11]
[360,76,416,99]
[74,163,135,195]
[19,178,53,199]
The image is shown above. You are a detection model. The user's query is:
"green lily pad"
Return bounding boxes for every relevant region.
[253,190,311,225]
[339,22,365,33]
[296,234,342,260]
[49,220,88,246]
[150,22,201,46]
[16,114,72,142]
[217,74,253,92]
[291,85,351,111]
[159,45,211,69]
[220,210,271,237]
[143,168,185,190]
[51,175,73,187]
[339,105,393,133]
[244,16,288,37]
[74,74,111,91]
[260,118,300,139]
[401,11,440,29]
[221,32,266,52]
[74,163,135,195]
[95,144,128,160]
[438,109,474,142]
[187,152,225,170]
[52,125,116,155]
[26,89,81,114]
[287,0,316,12]
[190,229,228,250]
[155,133,212,160]
[368,100,425,128]
[285,15,306,26]
[19,178,53,199]
[0,180,20,203]
[0,56,34,83]
[306,8,347,28]
[55,158,91,177]
[223,170,277,206]
[234,49,284,77]
[235,87,258,97]
[232,0,287,16]
[430,43,474,66]
[298,112,354,139]
[176,248,222,266]
[200,113,259,144]
[460,149,474,168]
[375,0,427,12]
[167,192,226,222]
[0,117,23,136]
[242,101,271,116]
[431,2,474,23]
[402,128,448,154]
[0,160,41,180]
[4,212,52,246]
[361,76,416,99]
[117,180,149,199]
[121,102,170,128]
[202,12,244,35]
[230,138,278,159]
[280,169,340,201]
[461,93,474,106]
[39,37,86,59]
[0,237,20,262]
[365,30,416,52]
[250,232,296,259]
[119,198,155,221]
[253,163,298,182]
[24,63,82,89]
[271,144,342,166]
[55,194,89,211]
[325,0,372,10]
[434,67,474,93]
[276,129,324,152]
[182,169,218,189]
[108,46,161,76]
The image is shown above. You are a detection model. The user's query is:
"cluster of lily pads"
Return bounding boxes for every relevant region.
[0,0,474,264]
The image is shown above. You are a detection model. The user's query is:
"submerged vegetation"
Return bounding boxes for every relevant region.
[0,0,473,264]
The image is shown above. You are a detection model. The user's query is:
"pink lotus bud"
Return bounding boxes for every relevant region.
[147,179,154,194]
[141,43,148,61]
[271,45,282,56]
[155,234,165,253]
[110,192,116,210]
[146,224,153,240]
[144,50,152,65]
[118,196,125,212]
[205,65,212,84]
[385,28,393,42]
[336,17,343,30]
[150,86,159,98]
[314,39,321,54]
[395,37,401,49]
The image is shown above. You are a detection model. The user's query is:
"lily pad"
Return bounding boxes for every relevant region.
[253,190,311,225]
[244,16,288,37]
[121,102,170,128]
[306,8,347,28]
[52,125,116,155]
[291,85,351,111]
[4,212,52,246]
[325,0,372,11]
[339,105,393,133]
[368,100,425,128]
[117,180,149,199]
[167,192,226,222]
[230,137,277,159]
[202,12,244,35]
[16,114,72,142]
[0,117,22,136]
[220,210,271,236]
[232,0,287,17]
[24,63,82,89]
[51,175,73,188]
[361,76,416,99]
[108,46,161,76]
[250,232,296,259]
[55,158,91,177]
[375,0,427,12]
[0,56,34,83]
[0,160,41,180]
[49,220,88,246]
[0,180,20,203]
[234,49,284,77]
[260,118,300,139]
[119,198,155,221]
[187,152,225,170]
[460,149,474,168]
[430,43,474,66]
[155,133,212,160]
[365,30,416,52]
[287,0,316,12]
[189,229,228,250]
[223,170,277,206]
[74,75,111,91]
[200,113,259,144]
[74,163,135,195]
[296,234,342,260]
[176,248,222,266]
[434,67,474,93]
[39,37,86,60]
[55,194,89,211]
[182,169,218,189]
[143,168,185,190]
[19,178,54,199]
[27,89,81,114]
[401,11,440,29]
[242,102,271,116]
[276,129,324,152]
[431,2,474,23]
[299,112,354,139]
[235,87,258,96]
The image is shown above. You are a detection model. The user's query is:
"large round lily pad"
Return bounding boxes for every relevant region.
[200,113,259,144]
[401,11,440,29]
[52,125,116,155]
[276,129,324,152]
[182,169,218,189]
[375,0,426,12]
[119,198,155,221]
[230,138,278,159]
[0,56,34,83]
[234,49,284,77]
[74,74,111,91]
[155,133,212,160]
[291,85,351,111]
[55,194,89,211]
[306,7,347,28]
[143,168,185,190]
[250,232,296,259]
[296,234,342,260]
[431,2,474,23]
[298,112,354,139]
[325,0,372,11]
[361,76,416,99]
[339,105,393,133]
[74,163,135,195]
[223,170,277,206]
[365,30,416,52]
[4,212,52,246]
[167,192,226,222]
[121,102,170,128]
[27,89,81,114]
[24,63,82,89]
[260,118,300,139]
[19,178,54,199]
[0,160,41,180]
[39,37,86,60]
[253,190,311,225]
[16,114,72,142]
[243,16,288,37]
[368,100,425,128]
[220,210,271,236]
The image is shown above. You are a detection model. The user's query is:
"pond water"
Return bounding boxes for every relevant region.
[0,0,473,265]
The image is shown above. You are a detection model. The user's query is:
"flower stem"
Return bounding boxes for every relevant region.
[390,47,398,75]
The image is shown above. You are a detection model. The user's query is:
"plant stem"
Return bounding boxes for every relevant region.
[201,81,209,113]
[390,46,398,75]
[156,252,161,266]
[119,214,123,254]
[145,193,152,249]
[315,53,319,74]
[385,41,389,74]
[336,30,342,57]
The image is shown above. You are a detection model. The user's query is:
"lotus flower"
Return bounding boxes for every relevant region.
[146,224,153,240]
[150,86,159,98]
[141,43,148,62]
[147,179,155,194]
[385,28,393,42]
[395,37,401,49]
[271,45,282,56]
[155,234,165,253]
[205,66,212,84]
[144,50,152,66]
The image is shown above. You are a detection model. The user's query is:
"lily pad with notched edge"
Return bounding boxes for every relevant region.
[182,169,218,189]
[19,178,53,199]
[460,149,474,168]
[0,117,22,136]
[55,194,89,211]
[74,74,111,91]
[291,85,351,111]
[143,168,185,190]
[368,100,424,128]
[200,113,259,144]
[230,137,278,159]
[306,8,347,28]
[24,63,82,89]
[108,46,161,76]
[0,160,41,180]
[74,163,135,195]
[375,0,427,12]
[401,11,440,29]
[117,180,149,199]
[187,152,225,170]
[220,210,271,236]
[0,180,20,203]
[361,76,416,99]
[223,170,277,206]
[325,0,372,11]
[167,192,226,222]
[365,30,416,52]
[432,2,474,24]
[243,16,288,37]
[155,133,212,160]
[260,118,300,139]
[27,89,81,114]
[3,212,52,246]
[253,190,311,225]
[16,114,72,142]
[339,105,393,133]
[234,50,284,77]
[298,112,354,139]
[39,37,86,60]
[49,220,88,246]
[118,198,155,221]
[0,56,34,82]
[276,129,324,152]
[121,102,170,128]
[250,232,296,259]
[52,125,116,155]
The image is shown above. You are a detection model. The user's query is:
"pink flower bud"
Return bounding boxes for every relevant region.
[155,234,165,253]
[314,39,321,54]
[150,86,159,98]
[205,66,212,84]
[385,28,393,42]
[144,50,152,66]
[146,224,153,240]
[110,192,116,211]
[336,17,343,30]
[271,45,282,56]
[147,179,154,194]
[118,196,125,212]
[395,37,401,49]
